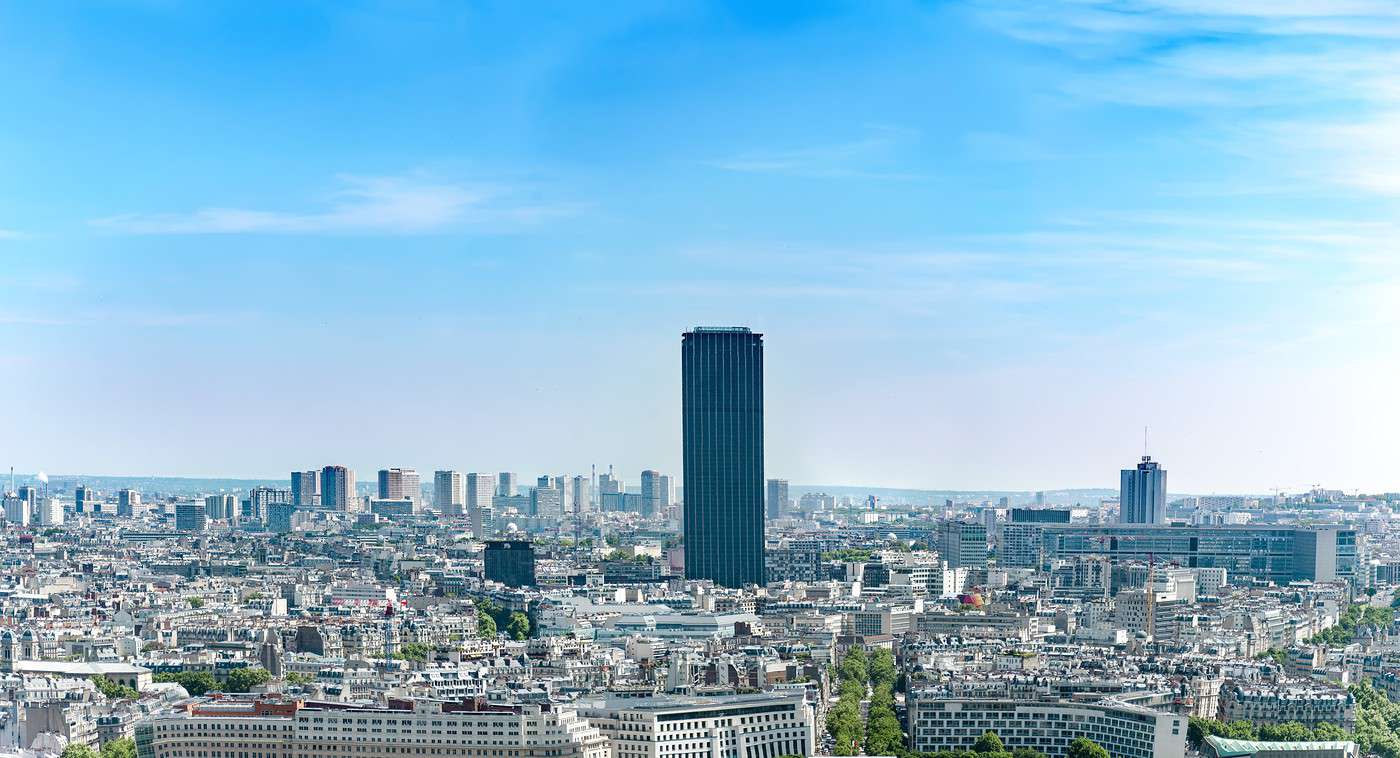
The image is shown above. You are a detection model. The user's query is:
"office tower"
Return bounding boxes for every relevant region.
[766,479,789,520]
[1035,491,1045,506]
[659,475,673,507]
[204,494,236,521]
[598,472,622,496]
[2,494,31,526]
[484,539,537,587]
[532,476,563,517]
[1120,455,1167,524]
[497,472,517,498]
[434,470,465,514]
[75,485,93,514]
[938,520,988,569]
[640,470,662,517]
[377,468,419,503]
[467,473,495,537]
[248,487,291,522]
[320,466,355,511]
[571,475,592,514]
[117,488,141,518]
[682,326,765,587]
[175,502,207,532]
[16,486,37,507]
[1011,507,1071,524]
[291,470,319,507]
[266,501,296,533]
[35,497,63,526]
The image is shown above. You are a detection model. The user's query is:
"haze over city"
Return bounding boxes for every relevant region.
[4,1,1400,493]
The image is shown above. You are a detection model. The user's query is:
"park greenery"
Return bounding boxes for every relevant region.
[826,645,1066,758]
[476,598,532,640]
[91,676,139,700]
[101,738,137,758]
[152,667,271,695]
[1190,683,1400,758]
[1310,604,1394,646]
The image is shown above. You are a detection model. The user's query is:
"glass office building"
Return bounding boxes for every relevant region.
[682,327,766,587]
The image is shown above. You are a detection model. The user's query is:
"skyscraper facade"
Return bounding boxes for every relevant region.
[320,466,355,511]
[291,470,319,507]
[1120,456,1167,524]
[434,470,465,514]
[378,468,419,503]
[497,472,517,498]
[681,326,765,587]
[467,473,495,537]
[640,470,662,517]
[766,479,789,520]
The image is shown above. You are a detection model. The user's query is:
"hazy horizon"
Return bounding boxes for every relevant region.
[4,2,1399,493]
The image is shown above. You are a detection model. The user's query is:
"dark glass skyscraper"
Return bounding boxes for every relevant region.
[682,326,765,587]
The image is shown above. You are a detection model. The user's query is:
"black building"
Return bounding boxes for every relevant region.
[1010,507,1072,523]
[681,326,765,587]
[484,539,536,587]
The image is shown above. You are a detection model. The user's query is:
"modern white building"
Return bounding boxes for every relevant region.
[134,695,610,758]
[907,695,1184,758]
[435,470,465,514]
[578,692,815,758]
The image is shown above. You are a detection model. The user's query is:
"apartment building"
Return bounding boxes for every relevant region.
[577,693,815,758]
[907,695,1183,758]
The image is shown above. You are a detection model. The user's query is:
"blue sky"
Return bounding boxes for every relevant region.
[3,0,1400,494]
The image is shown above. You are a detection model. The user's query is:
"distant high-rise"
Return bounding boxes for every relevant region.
[532,476,563,517]
[434,470,465,514]
[497,472,517,498]
[266,501,296,533]
[249,487,291,522]
[204,494,237,521]
[766,479,789,520]
[116,488,141,518]
[320,466,355,511]
[1120,456,1167,525]
[75,485,94,514]
[467,473,495,537]
[938,520,988,569]
[640,470,662,517]
[291,470,319,507]
[659,475,673,508]
[570,475,592,514]
[682,326,765,587]
[378,468,419,504]
[175,501,207,532]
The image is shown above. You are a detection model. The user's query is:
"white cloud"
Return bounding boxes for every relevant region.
[90,174,574,235]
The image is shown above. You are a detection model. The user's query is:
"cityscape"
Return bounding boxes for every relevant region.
[4,4,1399,758]
[1,326,1392,758]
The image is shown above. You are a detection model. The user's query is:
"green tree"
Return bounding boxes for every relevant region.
[973,731,1005,753]
[1066,737,1110,758]
[91,676,139,700]
[100,738,136,758]
[396,642,430,662]
[284,672,314,686]
[1259,723,1314,742]
[838,646,868,688]
[1011,748,1048,758]
[153,670,219,696]
[61,745,99,758]
[188,597,205,609]
[225,667,272,693]
[870,648,898,690]
[507,612,531,641]
[1313,723,1350,741]
[477,609,497,638]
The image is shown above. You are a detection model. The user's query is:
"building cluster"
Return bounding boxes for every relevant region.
[0,328,1393,758]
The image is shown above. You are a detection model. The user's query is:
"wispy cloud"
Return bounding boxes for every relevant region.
[975,0,1400,196]
[708,125,925,180]
[90,174,577,235]
[0,228,28,240]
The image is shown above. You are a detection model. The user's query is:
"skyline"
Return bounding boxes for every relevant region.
[4,1,1400,493]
